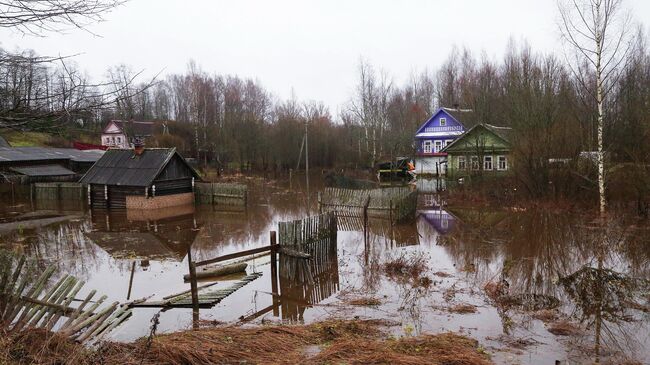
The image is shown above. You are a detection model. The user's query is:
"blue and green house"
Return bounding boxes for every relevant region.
[414,108,513,177]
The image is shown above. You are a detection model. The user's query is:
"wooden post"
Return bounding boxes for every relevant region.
[363,196,370,247]
[126,261,136,300]
[317,192,322,214]
[186,247,199,329]
[270,231,279,316]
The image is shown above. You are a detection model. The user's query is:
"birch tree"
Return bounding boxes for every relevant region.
[558,0,635,214]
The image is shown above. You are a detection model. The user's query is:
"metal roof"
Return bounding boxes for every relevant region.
[10,164,76,177]
[0,147,104,163]
[79,148,199,187]
[103,120,155,136]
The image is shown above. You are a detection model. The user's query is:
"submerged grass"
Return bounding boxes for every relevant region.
[0,319,492,365]
[383,251,429,283]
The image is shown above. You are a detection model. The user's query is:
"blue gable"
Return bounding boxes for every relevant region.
[415,108,465,136]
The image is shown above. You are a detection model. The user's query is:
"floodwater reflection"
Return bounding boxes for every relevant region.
[0,177,648,364]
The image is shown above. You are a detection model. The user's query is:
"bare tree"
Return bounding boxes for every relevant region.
[0,0,124,35]
[558,0,635,214]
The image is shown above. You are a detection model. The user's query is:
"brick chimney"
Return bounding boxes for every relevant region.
[133,137,145,156]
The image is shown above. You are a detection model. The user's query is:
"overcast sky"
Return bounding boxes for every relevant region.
[1,0,649,115]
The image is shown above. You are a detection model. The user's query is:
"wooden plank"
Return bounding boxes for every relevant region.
[195,244,278,267]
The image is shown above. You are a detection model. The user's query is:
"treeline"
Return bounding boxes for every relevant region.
[2,39,649,201]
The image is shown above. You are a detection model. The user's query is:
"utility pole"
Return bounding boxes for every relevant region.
[305,119,310,211]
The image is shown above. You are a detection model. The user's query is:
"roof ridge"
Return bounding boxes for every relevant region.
[442,107,473,112]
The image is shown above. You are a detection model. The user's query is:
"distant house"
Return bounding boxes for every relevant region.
[414,107,476,175]
[101,120,154,149]
[80,146,200,209]
[442,124,512,178]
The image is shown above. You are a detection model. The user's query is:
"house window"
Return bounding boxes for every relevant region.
[484,156,493,170]
[111,136,115,145]
[434,140,443,153]
[423,140,432,153]
[117,136,121,144]
[498,156,508,170]
[471,156,479,170]
[104,137,109,144]
[458,156,466,170]
[444,139,453,147]
[440,117,446,126]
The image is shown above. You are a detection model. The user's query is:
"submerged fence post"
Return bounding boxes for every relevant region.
[186,247,199,329]
[270,231,279,316]
[126,261,136,300]
[363,196,370,247]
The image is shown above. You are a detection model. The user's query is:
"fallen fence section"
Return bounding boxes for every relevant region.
[0,256,131,344]
[318,187,417,223]
[133,272,263,308]
[195,182,247,206]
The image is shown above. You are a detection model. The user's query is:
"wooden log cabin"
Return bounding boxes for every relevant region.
[80,146,200,209]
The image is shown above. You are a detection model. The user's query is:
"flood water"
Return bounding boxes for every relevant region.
[1,176,649,364]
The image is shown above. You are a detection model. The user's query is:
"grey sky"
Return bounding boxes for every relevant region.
[1,0,648,115]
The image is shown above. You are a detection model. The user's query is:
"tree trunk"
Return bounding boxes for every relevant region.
[596,26,607,216]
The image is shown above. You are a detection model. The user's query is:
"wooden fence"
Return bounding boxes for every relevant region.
[32,182,84,201]
[278,212,338,304]
[0,256,132,344]
[195,182,247,206]
[318,187,417,223]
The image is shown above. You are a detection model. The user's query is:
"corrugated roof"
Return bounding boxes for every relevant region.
[484,124,513,143]
[79,148,198,187]
[0,147,104,163]
[441,107,479,129]
[10,165,76,176]
[441,123,512,153]
[104,120,155,136]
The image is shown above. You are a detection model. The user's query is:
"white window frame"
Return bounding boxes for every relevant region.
[444,139,453,147]
[439,117,447,126]
[497,156,508,171]
[484,156,493,170]
[458,156,466,170]
[434,140,443,153]
[471,156,479,170]
[423,140,432,153]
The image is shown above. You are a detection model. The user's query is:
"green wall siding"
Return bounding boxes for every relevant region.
[445,125,512,178]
